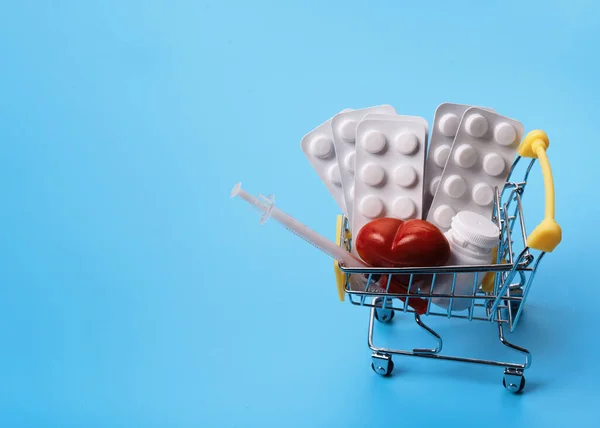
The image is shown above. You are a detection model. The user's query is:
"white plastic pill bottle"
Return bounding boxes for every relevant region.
[430,211,500,311]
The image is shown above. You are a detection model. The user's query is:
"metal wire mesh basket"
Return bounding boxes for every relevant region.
[333,130,561,392]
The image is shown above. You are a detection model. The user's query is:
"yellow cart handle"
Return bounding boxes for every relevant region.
[517,130,562,252]
[333,215,346,301]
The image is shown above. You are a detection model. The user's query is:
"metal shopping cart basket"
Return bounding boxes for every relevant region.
[332,130,562,393]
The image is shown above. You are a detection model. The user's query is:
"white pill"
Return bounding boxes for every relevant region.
[395,132,419,155]
[433,205,456,229]
[438,113,460,137]
[328,164,342,187]
[344,152,355,175]
[433,144,451,168]
[443,174,467,199]
[311,136,334,159]
[339,120,358,143]
[454,144,478,169]
[359,195,384,219]
[394,164,417,188]
[494,122,517,146]
[392,197,417,220]
[472,182,494,206]
[347,184,354,206]
[362,131,387,154]
[483,153,505,176]
[465,113,489,138]
[430,176,441,196]
[360,163,386,187]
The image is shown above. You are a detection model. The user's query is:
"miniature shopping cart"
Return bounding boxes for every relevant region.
[333,130,562,393]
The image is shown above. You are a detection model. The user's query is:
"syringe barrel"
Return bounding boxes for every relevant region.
[231,182,365,267]
[268,205,366,268]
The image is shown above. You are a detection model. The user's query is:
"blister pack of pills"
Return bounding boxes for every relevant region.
[351,117,427,241]
[330,105,397,221]
[363,113,429,137]
[426,107,524,232]
[423,103,493,219]
[301,109,353,213]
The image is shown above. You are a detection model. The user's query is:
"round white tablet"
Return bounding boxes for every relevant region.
[328,164,342,187]
[430,176,441,196]
[362,131,387,154]
[344,152,355,175]
[443,174,467,199]
[483,153,505,176]
[395,132,419,155]
[392,197,417,220]
[339,120,358,143]
[438,113,460,137]
[360,163,386,187]
[433,205,456,229]
[453,144,478,169]
[346,184,354,206]
[359,195,384,219]
[433,144,451,168]
[494,122,517,146]
[465,113,489,138]
[394,164,417,188]
[472,182,494,206]
[311,136,334,159]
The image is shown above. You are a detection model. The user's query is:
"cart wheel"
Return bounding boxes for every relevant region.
[371,353,394,376]
[375,307,395,323]
[503,373,526,393]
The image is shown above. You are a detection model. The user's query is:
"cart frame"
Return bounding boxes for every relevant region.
[334,132,560,393]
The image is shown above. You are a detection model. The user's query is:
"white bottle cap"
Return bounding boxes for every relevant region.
[450,211,499,250]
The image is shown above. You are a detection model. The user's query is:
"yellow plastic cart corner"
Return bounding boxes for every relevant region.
[334,215,346,301]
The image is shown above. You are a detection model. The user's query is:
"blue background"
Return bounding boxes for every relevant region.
[1,0,598,426]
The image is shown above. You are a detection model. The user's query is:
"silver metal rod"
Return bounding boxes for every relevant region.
[512,252,545,332]
[508,191,520,243]
[426,274,437,315]
[504,155,522,184]
[339,263,530,275]
[497,312,532,368]
[404,274,415,313]
[447,273,458,318]
[503,202,515,264]
[515,191,528,250]
[345,289,522,300]
[350,298,509,309]
[494,186,503,233]
[355,300,508,322]
[365,273,374,293]
[368,307,524,368]
[469,272,479,321]
[490,250,528,313]
[522,158,536,184]
[384,273,392,292]
[413,313,443,354]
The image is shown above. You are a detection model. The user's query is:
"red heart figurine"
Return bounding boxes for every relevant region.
[355,218,451,267]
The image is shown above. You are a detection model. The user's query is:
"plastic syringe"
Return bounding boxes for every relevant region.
[230,182,367,268]
[230,182,428,314]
